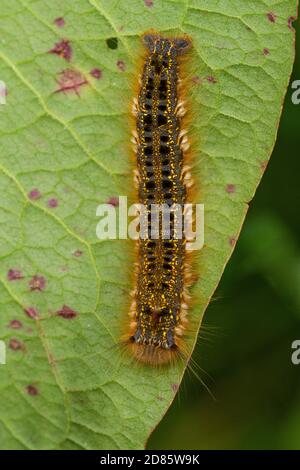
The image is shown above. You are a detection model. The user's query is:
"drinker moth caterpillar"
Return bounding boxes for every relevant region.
[127,32,194,365]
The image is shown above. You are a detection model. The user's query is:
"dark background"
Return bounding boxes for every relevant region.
[149,19,300,450]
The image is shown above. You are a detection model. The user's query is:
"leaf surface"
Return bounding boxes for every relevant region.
[0,0,297,449]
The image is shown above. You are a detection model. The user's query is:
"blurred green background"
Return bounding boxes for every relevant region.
[149,19,300,450]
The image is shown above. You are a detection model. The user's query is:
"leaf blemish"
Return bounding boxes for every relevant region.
[288,16,296,31]
[171,383,179,393]
[57,304,78,319]
[267,12,277,23]
[9,319,23,329]
[24,307,39,320]
[7,269,24,281]
[28,188,41,200]
[192,75,202,84]
[261,160,268,171]
[29,275,46,291]
[26,385,38,396]
[206,75,217,84]
[107,196,119,207]
[47,198,58,208]
[90,68,102,79]
[9,338,23,351]
[226,184,236,193]
[144,0,154,7]
[54,17,65,28]
[229,237,236,247]
[263,48,270,56]
[73,249,83,257]
[106,37,118,49]
[55,68,88,95]
[117,60,126,72]
[48,39,72,62]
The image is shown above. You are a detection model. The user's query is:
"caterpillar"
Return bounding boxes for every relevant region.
[128,32,193,365]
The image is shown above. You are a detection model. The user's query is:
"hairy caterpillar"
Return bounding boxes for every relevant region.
[127,33,194,365]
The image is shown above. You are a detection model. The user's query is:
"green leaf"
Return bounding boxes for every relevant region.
[0,0,297,450]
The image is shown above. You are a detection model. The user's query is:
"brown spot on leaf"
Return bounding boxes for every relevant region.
[192,75,202,84]
[73,249,83,257]
[117,60,126,72]
[28,188,41,200]
[263,48,270,56]
[261,160,268,171]
[57,304,78,319]
[229,237,236,247]
[206,75,217,84]
[55,68,88,95]
[29,275,46,291]
[171,383,179,393]
[288,16,296,31]
[107,196,119,207]
[54,17,65,28]
[9,338,23,351]
[47,198,58,208]
[7,269,24,281]
[9,319,23,329]
[226,184,236,193]
[144,0,153,6]
[24,307,39,320]
[26,385,38,396]
[90,68,102,79]
[267,12,276,23]
[49,39,72,61]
